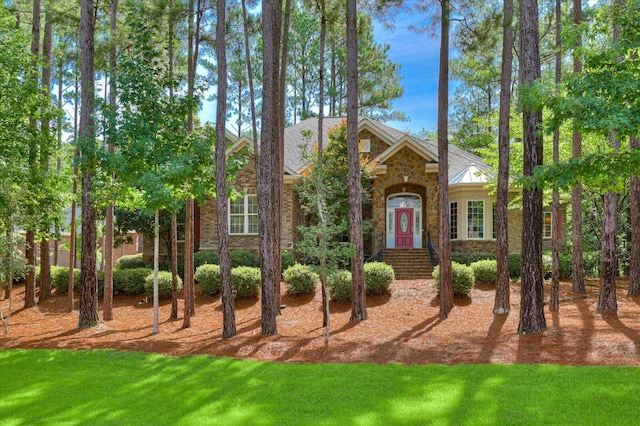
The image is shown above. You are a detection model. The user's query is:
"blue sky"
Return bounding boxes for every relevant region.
[372,14,442,135]
[200,9,443,136]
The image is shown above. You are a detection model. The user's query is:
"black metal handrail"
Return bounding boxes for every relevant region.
[365,233,384,263]
[427,229,439,266]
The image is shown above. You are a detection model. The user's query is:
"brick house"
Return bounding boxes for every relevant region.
[151,117,566,279]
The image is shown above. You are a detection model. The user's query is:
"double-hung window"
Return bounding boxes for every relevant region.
[467,200,484,239]
[229,194,258,235]
[450,202,458,240]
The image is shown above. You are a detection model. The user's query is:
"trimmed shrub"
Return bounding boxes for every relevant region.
[231,266,261,298]
[194,264,222,296]
[115,268,153,295]
[508,254,522,279]
[364,262,395,295]
[328,270,352,303]
[281,250,296,275]
[283,264,318,295]
[468,253,496,264]
[230,250,258,268]
[470,259,497,285]
[451,253,471,265]
[194,251,219,268]
[50,266,80,293]
[116,254,146,270]
[432,262,475,296]
[558,253,572,279]
[144,271,183,299]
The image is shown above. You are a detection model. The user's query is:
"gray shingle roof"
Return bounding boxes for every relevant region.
[283,116,489,182]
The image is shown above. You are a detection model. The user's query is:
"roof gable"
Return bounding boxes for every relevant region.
[373,136,438,165]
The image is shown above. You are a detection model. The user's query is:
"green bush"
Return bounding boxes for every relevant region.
[50,266,80,293]
[194,264,222,296]
[558,253,572,279]
[283,264,318,295]
[144,271,183,299]
[470,259,497,285]
[584,251,600,278]
[231,266,261,298]
[451,253,471,265]
[0,254,28,284]
[281,250,296,275]
[508,254,522,279]
[194,251,219,268]
[432,262,475,296]
[230,250,258,268]
[116,254,146,270]
[364,262,395,295]
[328,270,352,303]
[115,268,153,295]
[468,253,496,264]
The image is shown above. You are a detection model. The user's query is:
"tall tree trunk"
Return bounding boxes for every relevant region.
[241,0,259,184]
[183,0,199,328]
[151,210,160,333]
[518,0,546,335]
[216,0,236,339]
[494,0,514,315]
[259,0,282,335]
[78,0,99,329]
[103,0,118,322]
[54,40,64,268]
[629,135,640,296]
[438,0,454,320]
[68,51,80,312]
[571,0,586,293]
[550,0,562,312]
[317,0,330,334]
[167,0,180,321]
[597,5,622,313]
[273,0,292,316]
[347,0,366,322]
[25,0,42,310]
[39,8,53,303]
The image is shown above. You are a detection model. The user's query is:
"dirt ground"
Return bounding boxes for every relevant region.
[2,278,640,366]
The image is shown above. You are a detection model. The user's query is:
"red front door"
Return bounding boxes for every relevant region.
[395,208,413,249]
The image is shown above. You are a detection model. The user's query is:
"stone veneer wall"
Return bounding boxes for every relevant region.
[198,155,297,255]
[371,146,439,253]
[451,206,568,254]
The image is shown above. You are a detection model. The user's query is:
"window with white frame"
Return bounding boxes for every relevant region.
[543,211,552,239]
[450,202,458,240]
[229,194,258,235]
[467,200,484,239]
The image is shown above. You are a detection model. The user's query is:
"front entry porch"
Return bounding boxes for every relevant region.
[385,194,423,249]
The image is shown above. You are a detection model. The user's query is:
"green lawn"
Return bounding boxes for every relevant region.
[0,349,637,425]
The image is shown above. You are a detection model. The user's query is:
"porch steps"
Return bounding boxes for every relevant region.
[382,249,433,280]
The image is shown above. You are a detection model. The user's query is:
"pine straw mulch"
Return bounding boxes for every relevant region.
[2,278,640,366]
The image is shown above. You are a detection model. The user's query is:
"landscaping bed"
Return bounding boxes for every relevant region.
[2,278,639,366]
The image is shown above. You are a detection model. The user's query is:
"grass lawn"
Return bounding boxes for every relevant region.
[0,349,638,425]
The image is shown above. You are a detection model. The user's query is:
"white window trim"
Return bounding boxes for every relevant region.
[543,211,552,239]
[228,194,258,235]
[466,200,485,240]
[450,201,458,241]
